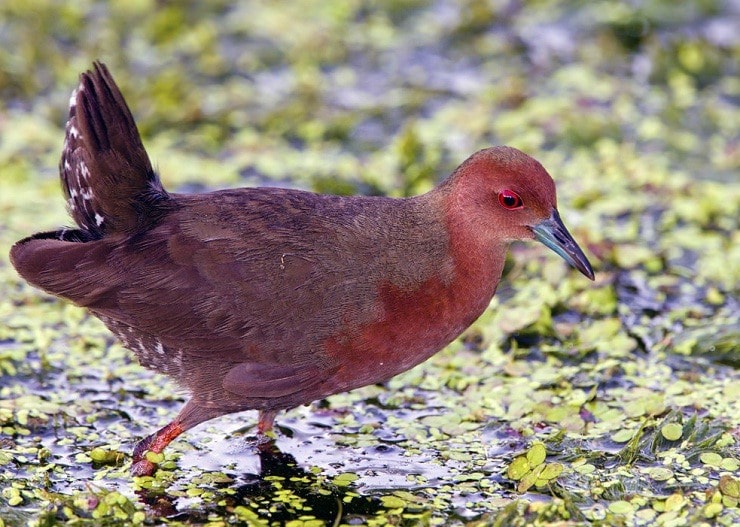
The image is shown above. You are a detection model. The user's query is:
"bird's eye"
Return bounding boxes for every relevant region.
[498,189,523,210]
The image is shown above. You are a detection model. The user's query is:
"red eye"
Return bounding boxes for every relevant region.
[498,189,523,210]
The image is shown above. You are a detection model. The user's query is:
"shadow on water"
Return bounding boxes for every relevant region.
[131,410,464,524]
[136,438,383,524]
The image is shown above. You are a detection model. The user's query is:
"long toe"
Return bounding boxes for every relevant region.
[131,458,158,477]
[130,420,185,476]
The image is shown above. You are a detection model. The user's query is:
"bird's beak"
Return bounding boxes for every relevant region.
[532,210,595,280]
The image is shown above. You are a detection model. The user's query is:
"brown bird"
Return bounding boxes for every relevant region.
[10,62,594,476]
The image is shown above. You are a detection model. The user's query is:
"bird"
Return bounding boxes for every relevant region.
[9,62,594,476]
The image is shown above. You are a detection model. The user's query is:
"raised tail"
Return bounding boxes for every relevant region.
[10,62,170,305]
[61,61,168,238]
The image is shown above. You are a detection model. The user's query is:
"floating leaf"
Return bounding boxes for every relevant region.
[700,452,723,467]
[517,465,544,493]
[539,462,563,480]
[703,502,723,518]
[89,447,124,466]
[575,463,596,474]
[648,467,673,481]
[507,456,530,481]
[332,473,359,487]
[612,429,634,443]
[665,493,685,511]
[661,423,683,441]
[608,500,635,514]
[144,451,164,464]
[380,496,406,509]
[719,476,739,499]
[526,443,547,467]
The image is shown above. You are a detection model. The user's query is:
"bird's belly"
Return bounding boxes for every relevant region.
[321,274,495,395]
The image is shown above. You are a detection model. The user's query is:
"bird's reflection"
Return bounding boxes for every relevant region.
[136,438,381,523]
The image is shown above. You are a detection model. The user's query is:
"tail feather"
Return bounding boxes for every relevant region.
[9,231,120,309]
[60,61,168,238]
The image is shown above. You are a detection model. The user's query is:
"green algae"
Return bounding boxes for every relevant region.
[1,0,739,526]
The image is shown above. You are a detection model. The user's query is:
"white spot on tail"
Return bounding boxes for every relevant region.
[69,89,77,109]
[79,162,90,180]
[117,333,130,348]
[136,338,148,358]
[172,349,184,371]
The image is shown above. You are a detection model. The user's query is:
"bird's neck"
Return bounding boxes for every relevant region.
[443,203,507,325]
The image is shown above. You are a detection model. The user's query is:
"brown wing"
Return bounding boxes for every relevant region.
[98,189,389,357]
[11,187,448,403]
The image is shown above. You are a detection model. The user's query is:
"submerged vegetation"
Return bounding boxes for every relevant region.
[0,0,737,525]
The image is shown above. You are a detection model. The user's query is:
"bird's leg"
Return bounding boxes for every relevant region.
[131,420,185,476]
[131,405,278,476]
[256,409,279,453]
[130,400,230,476]
[257,409,277,434]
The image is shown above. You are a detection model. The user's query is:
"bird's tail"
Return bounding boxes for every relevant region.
[10,62,170,306]
[60,61,168,239]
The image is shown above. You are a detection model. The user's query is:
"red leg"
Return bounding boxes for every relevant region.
[257,409,277,434]
[131,421,185,476]
[130,399,219,476]
[256,409,280,455]
[130,404,280,476]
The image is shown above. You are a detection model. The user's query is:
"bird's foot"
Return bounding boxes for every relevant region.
[131,431,159,476]
[131,458,158,477]
[130,421,184,477]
